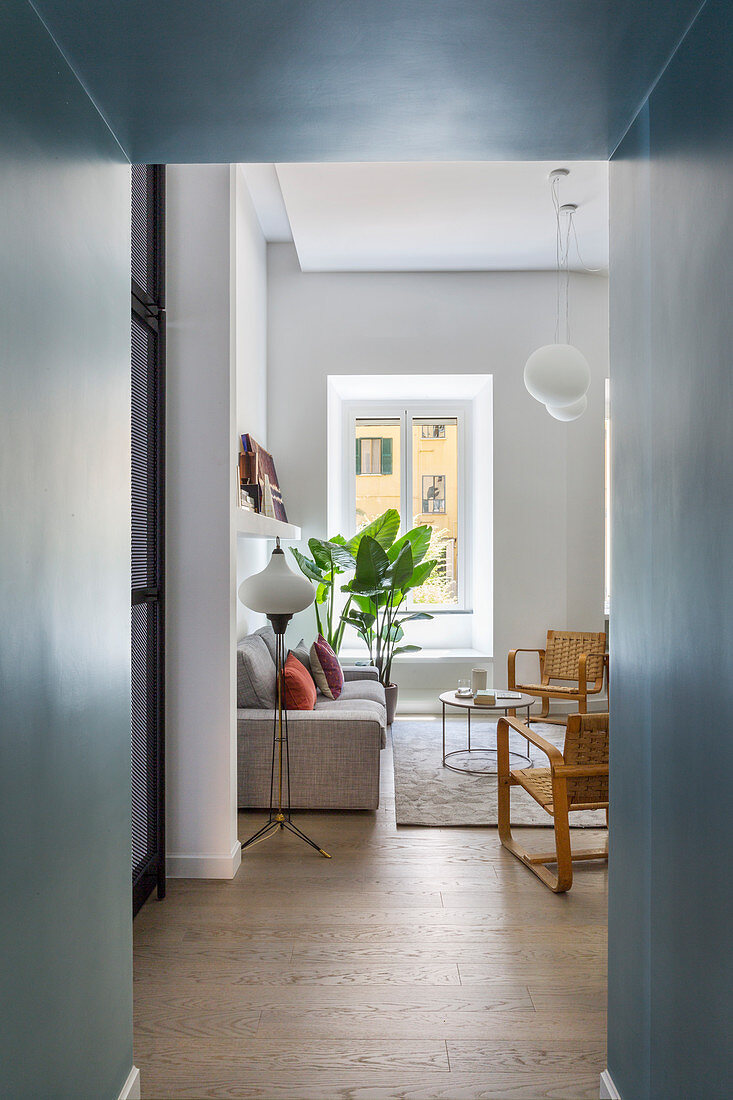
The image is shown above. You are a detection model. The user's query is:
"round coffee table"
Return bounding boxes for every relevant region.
[440,690,535,775]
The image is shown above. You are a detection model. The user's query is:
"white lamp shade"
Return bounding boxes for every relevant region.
[546,394,588,421]
[238,547,315,615]
[523,343,591,407]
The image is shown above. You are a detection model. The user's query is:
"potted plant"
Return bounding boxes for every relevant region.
[340,525,437,723]
[290,509,400,654]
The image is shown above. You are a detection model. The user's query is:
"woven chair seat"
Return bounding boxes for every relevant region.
[511,767,555,810]
[517,682,580,695]
[511,765,609,814]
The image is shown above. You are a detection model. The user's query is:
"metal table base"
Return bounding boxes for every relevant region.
[442,698,533,775]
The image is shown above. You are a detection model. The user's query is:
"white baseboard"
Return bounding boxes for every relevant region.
[600,1068,621,1099]
[118,1065,140,1100]
[166,838,241,879]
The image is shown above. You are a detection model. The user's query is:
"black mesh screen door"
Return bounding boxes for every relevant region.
[131,164,166,916]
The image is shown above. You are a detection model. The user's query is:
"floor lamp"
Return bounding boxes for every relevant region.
[238,538,331,858]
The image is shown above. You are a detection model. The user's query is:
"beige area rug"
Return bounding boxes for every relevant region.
[391,716,607,827]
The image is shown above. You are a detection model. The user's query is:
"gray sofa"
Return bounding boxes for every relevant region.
[237,625,387,810]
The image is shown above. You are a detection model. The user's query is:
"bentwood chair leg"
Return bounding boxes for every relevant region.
[549,788,573,893]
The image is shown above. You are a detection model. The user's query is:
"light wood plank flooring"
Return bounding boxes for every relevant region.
[134,730,607,1099]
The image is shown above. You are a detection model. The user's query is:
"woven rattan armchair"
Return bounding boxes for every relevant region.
[497,712,609,892]
[508,629,607,725]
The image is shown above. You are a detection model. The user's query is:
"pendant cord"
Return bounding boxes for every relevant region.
[551,174,575,344]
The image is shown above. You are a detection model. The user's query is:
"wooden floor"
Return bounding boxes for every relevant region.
[134,730,608,1099]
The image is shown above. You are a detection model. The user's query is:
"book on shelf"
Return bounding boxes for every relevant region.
[238,433,288,523]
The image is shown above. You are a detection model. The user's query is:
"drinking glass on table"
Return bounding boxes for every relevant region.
[457,678,472,697]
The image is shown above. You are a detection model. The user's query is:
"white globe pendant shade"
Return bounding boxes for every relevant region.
[546,394,588,421]
[238,543,315,615]
[523,343,591,407]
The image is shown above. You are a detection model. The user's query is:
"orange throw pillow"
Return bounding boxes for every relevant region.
[281,652,317,710]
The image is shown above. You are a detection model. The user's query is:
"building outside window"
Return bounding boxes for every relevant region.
[353,412,461,607]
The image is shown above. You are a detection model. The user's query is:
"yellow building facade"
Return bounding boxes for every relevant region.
[354,418,459,604]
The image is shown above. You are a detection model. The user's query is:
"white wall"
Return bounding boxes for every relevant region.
[166,164,269,877]
[267,244,608,708]
[232,165,270,641]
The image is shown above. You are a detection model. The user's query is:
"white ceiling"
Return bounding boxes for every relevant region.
[241,161,608,274]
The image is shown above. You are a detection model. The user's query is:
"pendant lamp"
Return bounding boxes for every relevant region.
[523,169,590,421]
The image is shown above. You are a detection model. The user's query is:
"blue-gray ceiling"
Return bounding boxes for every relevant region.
[32,0,704,163]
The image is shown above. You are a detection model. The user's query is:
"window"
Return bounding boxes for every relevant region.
[351,408,464,608]
[356,435,393,475]
[422,475,446,513]
[329,374,493,654]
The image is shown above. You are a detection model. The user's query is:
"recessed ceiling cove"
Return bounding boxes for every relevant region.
[243,161,608,273]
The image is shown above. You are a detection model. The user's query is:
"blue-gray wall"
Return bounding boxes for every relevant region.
[0,3,132,1097]
[608,1,733,1096]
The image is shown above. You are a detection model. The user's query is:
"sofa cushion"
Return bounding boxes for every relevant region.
[313,695,387,747]
[237,635,276,709]
[282,652,316,710]
[290,638,314,677]
[253,621,278,665]
[340,679,386,710]
[310,634,344,700]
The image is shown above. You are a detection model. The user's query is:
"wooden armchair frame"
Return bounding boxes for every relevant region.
[497,713,609,893]
[508,629,607,725]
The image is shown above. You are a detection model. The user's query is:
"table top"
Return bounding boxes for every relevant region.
[440,689,534,711]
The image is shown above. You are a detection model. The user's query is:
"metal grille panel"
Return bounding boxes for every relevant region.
[131,600,159,875]
[131,164,165,916]
[131,312,157,589]
[131,164,150,294]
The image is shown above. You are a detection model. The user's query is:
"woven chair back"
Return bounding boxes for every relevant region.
[543,630,606,683]
[563,712,609,806]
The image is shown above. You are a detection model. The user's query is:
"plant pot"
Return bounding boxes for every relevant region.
[384,682,398,725]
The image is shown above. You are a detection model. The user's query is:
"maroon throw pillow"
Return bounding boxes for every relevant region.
[281,652,317,710]
[309,634,344,700]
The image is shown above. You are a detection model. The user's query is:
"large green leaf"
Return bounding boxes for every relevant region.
[388,542,414,591]
[350,535,390,593]
[387,525,432,567]
[393,644,421,655]
[401,557,438,593]
[308,538,356,574]
[328,542,357,570]
[346,509,400,556]
[290,547,325,585]
[342,610,375,630]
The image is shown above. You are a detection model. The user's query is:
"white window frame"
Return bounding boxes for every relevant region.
[343,399,472,613]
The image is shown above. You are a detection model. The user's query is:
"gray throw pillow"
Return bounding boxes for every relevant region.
[253,621,278,665]
[290,638,313,677]
[237,634,277,709]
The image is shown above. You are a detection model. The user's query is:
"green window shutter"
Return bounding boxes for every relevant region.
[355,437,362,474]
[381,437,392,475]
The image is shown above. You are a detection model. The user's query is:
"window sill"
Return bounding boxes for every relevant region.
[341,648,493,664]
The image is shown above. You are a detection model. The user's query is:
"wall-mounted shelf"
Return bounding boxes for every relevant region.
[235,509,301,540]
